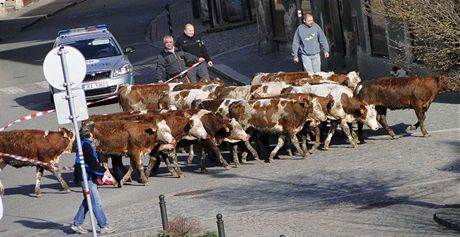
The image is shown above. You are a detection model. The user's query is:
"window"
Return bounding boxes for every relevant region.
[366,0,389,56]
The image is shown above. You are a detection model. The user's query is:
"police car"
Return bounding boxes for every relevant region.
[49,25,134,101]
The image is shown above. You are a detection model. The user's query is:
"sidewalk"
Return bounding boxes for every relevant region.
[0,0,86,41]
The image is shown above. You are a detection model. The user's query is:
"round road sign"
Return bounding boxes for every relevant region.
[43,46,86,90]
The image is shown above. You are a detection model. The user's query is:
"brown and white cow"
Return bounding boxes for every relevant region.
[284,84,379,149]
[118,83,181,111]
[260,93,333,153]
[252,71,361,90]
[0,128,74,196]
[228,99,313,162]
[159,89,218,110]
[171,78,224,91]
[193,98,261,163]
[213,82,290,101]
[355,75,457,141]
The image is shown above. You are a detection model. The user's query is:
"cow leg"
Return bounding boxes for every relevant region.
[119,167,133,187]
[232,144,240,168]
[290,133,307,158]
[187,144,195,164]
[167,151,183,177]
[201,138,230,169]
[35,166,44,197]
[244,140,260,161]
[357,121,366,144]
[199,149,208,173]
[323,120,339,150]
[145,155,158,177]
[414,108,429,136]
[268,134,286,163]
[50,163,70,193]
[301,134,309,155]
[377,108,398,138]
[134,154,149,186]
[340,120,358,148]
[311,126,321,153]
[0,160,7,195]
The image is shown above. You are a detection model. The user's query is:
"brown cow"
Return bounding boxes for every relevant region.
[85,120,166,186]
[118,83,181,111]
[0,128,74,196]
[87,112,207,178]
[355,75,457,141]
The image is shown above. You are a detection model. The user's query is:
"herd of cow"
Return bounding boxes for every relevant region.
[0,70,456,197]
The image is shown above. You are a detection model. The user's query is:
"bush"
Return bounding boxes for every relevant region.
[154,216,218,237]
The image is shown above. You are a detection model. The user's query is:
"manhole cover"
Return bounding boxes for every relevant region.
[174,189,213,196]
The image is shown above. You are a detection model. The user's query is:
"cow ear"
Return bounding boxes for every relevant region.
[145,126,157,135]
[60,127,69,137]
[300,102,309,108]
[184,119,193,132]
[359,104,366,115]
[183,111,192,118]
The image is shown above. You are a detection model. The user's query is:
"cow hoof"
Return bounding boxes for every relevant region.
[118,183,124,188]
[143,182,150,186]
[422,133,431,137]
[234,163,241,168]
[223,165,231,170]
[35,193,42,198]
[64,189,71,193]
[200,169,208,173]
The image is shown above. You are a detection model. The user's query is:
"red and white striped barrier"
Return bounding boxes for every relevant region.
[0,95,118,132]
[0,152,51,168]
[165,58,205,83]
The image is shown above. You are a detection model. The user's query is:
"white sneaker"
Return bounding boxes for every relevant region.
[70,225,88,234]
[100,226,115,234]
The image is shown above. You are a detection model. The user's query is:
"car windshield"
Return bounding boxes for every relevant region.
[63,37,121,59]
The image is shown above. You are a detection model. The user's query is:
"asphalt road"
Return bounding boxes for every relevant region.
[0,1,460,236]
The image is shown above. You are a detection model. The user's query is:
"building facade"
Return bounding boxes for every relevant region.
[256,0,416,79]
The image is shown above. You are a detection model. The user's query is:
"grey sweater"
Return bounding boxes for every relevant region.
[292,23,330,57]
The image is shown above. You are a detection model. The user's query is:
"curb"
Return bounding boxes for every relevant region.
[433,209,460,232]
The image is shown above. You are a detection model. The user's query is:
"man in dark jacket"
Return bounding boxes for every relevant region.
[175,23,212,81]
[155,35,204,82]
[71,122,114,234]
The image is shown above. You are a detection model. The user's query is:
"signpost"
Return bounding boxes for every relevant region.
[43,46,97,236]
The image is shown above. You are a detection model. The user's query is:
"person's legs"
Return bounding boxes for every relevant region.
[73,196,88,226]
[301,54,313,73]
[196,63,210,80]
[186,68,198,82]
[87,181,108,228]
[311,54,321,72]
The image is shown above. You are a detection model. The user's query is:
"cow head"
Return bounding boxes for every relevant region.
[310,98,328,122]
[224,118,250,142]
[187,114,208,140]
[358,104,379,131]
[155,120,176,144]
[59,127,75,153]
[346,71,361,91]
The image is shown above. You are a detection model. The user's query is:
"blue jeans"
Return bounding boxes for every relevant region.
[301,54,321,73]
[73,181,108,228]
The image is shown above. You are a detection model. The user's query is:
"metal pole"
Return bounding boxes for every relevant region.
[58,46,97,237]
[216,213,225,237]
[165,4,173,37]
[159,194,168,230]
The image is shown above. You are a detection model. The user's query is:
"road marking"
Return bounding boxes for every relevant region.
[0,87,26,95]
